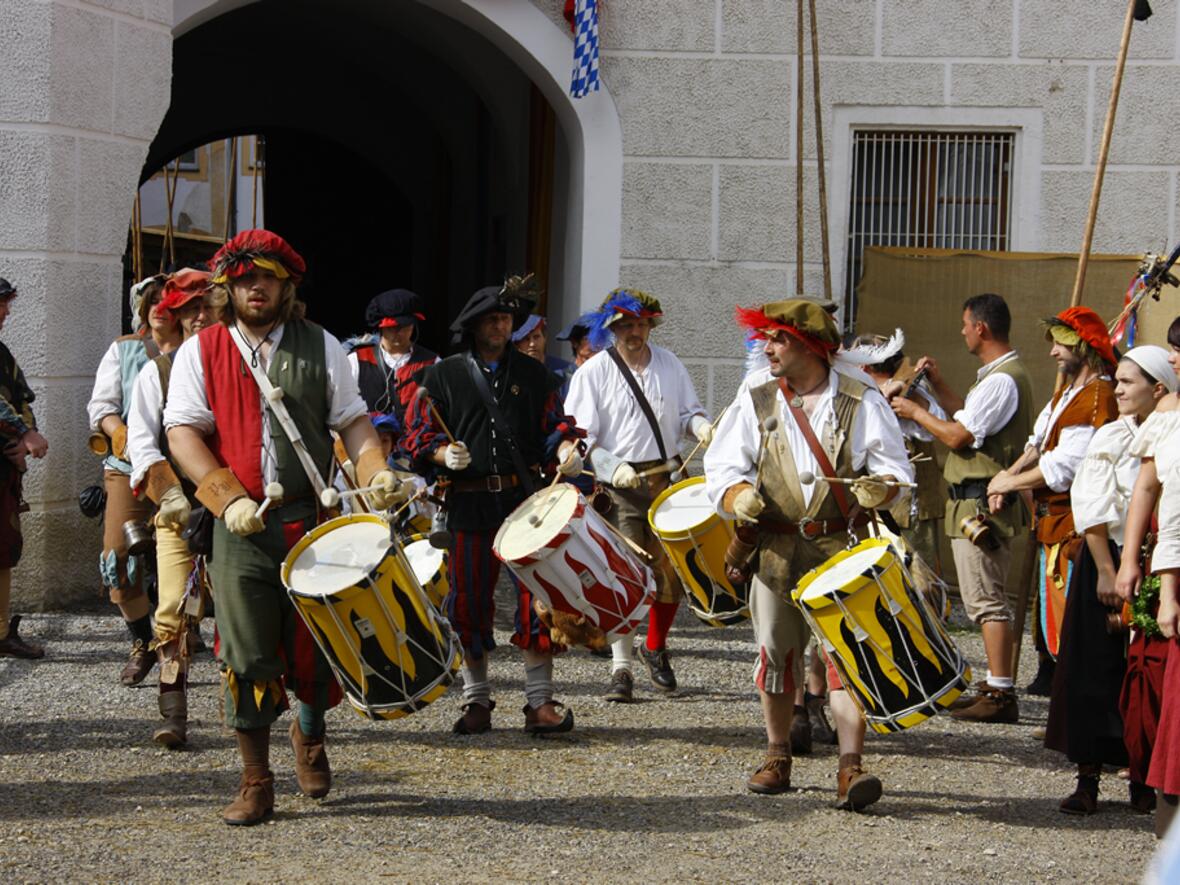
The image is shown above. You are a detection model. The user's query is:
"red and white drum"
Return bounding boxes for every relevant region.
[493,484,655,641]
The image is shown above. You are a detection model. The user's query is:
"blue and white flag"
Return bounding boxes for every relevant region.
[570,0,600,99]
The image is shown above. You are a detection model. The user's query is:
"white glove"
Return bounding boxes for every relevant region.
[367,469,411,510]
[224,497,264,536]
[850,476,890,509]
[557,442,583,478]
[444,442,471,471]
[611,462,640,489]
[732,487,765,522]
[691,415,714,446]
[155,484,191,531]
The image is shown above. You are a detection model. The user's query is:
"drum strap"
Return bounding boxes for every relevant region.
[464,353,536,495]
[607,347,668,463]
[776,377,851,519]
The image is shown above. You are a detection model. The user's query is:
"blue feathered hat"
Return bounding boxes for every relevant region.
[585,288,664,351]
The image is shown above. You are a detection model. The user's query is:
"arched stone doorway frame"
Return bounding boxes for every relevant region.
[171,0,624,326]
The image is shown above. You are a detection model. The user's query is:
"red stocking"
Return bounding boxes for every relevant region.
[646,600,679,651]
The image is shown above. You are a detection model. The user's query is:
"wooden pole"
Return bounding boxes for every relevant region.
[1069,0,1137,309]
[251,136,260,229]
[223,136,238,242]
[794,0,804,295]
[807,0,832,303]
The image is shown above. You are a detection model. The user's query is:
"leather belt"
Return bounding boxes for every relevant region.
[947,481,989,501]
[758,511,872,541]
[449,473,530,494]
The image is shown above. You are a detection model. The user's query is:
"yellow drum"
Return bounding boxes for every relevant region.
[792,538,971,734]
[282,514,460,721]
[648,477,749,627]
[404,533,449,609]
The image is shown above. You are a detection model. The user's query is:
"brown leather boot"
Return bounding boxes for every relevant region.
[289,719,332,799]
[747,743,792,794]
[947,679,989,711]
[837,755,882,812]
[120,639,155,687]
[222,727,273,826]
[153,690,187,748]
[522,701,574,735]
[0,616,44,659]
[452,700,495,735]
[790,704,812,755]
[950,685,1019,723]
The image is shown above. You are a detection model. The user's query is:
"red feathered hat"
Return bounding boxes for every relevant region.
[1047,305,1117,368]
[735,300,840,362]
[159,268,211,313]
[209,229,306,285]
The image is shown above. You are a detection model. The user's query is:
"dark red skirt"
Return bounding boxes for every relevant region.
[1120,631,1170,785]
[1147,634,1180,795]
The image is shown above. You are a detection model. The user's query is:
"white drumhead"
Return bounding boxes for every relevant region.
[405,537,444,583]
[288,520,392,596]
[652,481,715,533]
[798,543,892,602]
[496,484,580,562]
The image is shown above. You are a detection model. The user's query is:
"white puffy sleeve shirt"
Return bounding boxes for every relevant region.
[1070,416,1140,548]
[126,360,166,491]
[87,340,125,430]
[952,353,1020,450]
[164,325,369,488]
[1130,409,1180,572]
[705,366,914,513]
[1027,381,1102,493]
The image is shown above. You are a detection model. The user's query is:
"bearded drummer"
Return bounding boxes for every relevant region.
[164,230,405,826]
[404,277,584,736]
[564,288,712,703]
[704,299,913,810]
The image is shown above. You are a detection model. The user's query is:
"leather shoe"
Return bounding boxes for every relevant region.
[153,691,187,748]
[805,691,836,745]
[452,700,494,735]
[639,645,677,692]
[790,704,812,755]
[523,701,574,735]
[120,639,155,686]
[747,749,792,794]
[947,679,989,711]
[0,616,44,659]
[289,719,331,799]
[950,686,1019,723]
[222,765,274,826]
[837,765,882,812]
[605,669,634,703]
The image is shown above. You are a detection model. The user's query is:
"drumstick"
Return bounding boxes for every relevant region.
[679,404,729,469]
[254,482,284,519]
[423,394,456,444]
[753,416,778,492]
[797,470,916,489]
[319,483,389,508]
[596,515,654,561]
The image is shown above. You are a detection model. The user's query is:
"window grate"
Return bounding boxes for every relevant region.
[845,130,1014,321]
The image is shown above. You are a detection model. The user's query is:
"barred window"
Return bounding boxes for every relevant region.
[845,130,1014,318]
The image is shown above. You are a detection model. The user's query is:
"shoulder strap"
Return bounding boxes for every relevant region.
[226,325,328,496]
[153,353,173,409]
[776,377,851,518]
[463,352,536,495]
[607,346,668,462]
[141,334,160,360]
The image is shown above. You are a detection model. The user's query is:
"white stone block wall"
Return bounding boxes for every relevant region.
[0,0,173,608]
[530,0,1180,420]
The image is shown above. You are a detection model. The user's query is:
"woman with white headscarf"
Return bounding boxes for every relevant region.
[1045,344,1175,817]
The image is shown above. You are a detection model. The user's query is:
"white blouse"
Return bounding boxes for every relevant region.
[1129,408,1180,572]
[1070,416,1141,548]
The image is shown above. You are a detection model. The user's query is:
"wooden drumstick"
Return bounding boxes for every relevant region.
[255,481,284,519]
[797,470,916,490]
[421,392,456,444]
[753,416,778,492]
[679,404,730,470]
[320,483,390,508]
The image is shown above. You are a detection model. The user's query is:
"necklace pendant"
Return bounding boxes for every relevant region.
[791,395,804,408]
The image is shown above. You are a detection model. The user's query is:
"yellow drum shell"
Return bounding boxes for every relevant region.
[282,514,460,721]
[648,476,748,628]
[793,538,970,734]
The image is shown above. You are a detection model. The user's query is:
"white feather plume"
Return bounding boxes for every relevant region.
[839,328,905,366]
[743,334,770,377]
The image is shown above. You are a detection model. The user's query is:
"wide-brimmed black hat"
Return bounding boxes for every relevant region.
[449,275,538,342]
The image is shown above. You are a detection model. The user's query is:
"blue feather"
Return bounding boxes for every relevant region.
[586,291,643,351]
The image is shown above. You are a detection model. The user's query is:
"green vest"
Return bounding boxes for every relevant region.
[943,355,1033,538]
[267,320,333,501]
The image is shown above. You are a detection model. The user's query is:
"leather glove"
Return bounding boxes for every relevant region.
[732,487,766,522]
[557,442,583,477]
[444,441,471,471]
[850,476,890,509]
[224,496,264,537]
[691,415,714,446]
[611,462,640,489]
[367,469,411,510]
[110,424,128,460]
[155,484,191,531]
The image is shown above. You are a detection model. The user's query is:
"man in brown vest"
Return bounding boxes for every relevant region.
[986,306,1118,693]
[893,293,1033,724]
[705,300,912,811]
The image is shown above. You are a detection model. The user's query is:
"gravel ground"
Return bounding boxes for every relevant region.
[0,590,1160,883]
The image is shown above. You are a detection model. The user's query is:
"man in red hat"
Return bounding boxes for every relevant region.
[986,305,1118,696]
[0,277,48,659]
[126,268,219,747]
[705,299,912,810]
[164,230,405,825]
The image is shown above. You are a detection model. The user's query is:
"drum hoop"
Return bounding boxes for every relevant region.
[281,513,393,596]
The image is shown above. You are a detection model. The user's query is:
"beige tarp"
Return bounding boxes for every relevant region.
[855,247,1180,599]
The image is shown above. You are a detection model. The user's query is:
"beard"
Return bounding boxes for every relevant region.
[1058,353,1084,376]
[235,297,280,326]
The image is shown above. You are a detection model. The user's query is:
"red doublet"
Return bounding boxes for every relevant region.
[199,324,266,500]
